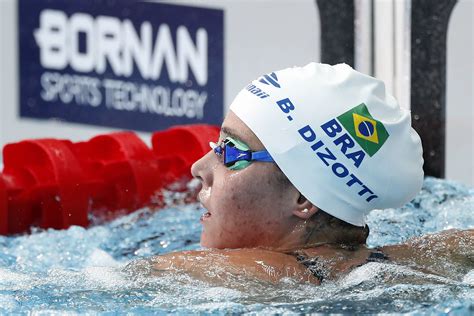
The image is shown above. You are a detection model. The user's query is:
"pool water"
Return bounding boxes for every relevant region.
[0,177,473,314]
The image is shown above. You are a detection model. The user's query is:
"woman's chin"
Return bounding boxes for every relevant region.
[200,233,228,249]
[199,233,214,248]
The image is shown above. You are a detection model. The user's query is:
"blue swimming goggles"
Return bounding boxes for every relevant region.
[210,136,274,170]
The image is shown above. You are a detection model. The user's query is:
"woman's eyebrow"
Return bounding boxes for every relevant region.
[220,127,247,144]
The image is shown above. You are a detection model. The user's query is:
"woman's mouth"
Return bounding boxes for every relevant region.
[199,202,211,222]
[200,211,211,222]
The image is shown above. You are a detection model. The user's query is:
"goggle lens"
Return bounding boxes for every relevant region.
[210,137,274,170]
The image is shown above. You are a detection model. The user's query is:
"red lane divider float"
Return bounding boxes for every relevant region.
[0,175,7,235]
[2,139,89,234]
[0,125,219,235]
[152,125,220,188]
[73,132,162,217]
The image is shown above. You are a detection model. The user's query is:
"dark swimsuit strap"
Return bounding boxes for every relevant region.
[292,248,390,282]
[366,249,390,263]
[294,252,326,282]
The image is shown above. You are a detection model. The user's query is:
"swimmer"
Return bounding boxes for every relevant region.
[132,63,473,284]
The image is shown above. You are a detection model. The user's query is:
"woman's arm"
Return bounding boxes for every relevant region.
[382,229,474,279]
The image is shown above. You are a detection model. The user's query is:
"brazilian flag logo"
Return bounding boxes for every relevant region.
[337,103,389,157]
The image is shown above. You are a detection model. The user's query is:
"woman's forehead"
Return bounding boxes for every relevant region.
[220,111,264,149]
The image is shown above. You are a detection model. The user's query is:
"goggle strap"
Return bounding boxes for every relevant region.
[251,151,274,162]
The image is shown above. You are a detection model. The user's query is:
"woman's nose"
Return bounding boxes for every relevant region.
[191,150,215,187]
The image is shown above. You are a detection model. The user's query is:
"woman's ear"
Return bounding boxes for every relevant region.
[292,193,319,220]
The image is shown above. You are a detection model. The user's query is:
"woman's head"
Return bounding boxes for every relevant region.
[192,111,369,249]
[192,62,424,249]
[191,111,317,249]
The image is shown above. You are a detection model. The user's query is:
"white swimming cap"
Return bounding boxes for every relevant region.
[230,63,424,226]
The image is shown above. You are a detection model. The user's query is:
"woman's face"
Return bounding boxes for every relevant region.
[191,111,298,249]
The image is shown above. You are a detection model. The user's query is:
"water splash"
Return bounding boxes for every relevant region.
[0,177,472,314]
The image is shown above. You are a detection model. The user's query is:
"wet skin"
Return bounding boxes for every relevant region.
[190,111,307,249]
[143,229,473,284]
[142,111,474,284]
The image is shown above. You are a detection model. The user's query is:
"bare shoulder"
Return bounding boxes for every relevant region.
[146,248,317,283]
[382,229,473,278]
[401,229,473,252]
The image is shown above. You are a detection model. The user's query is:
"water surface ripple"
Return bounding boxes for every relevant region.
[0,177,473,314]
